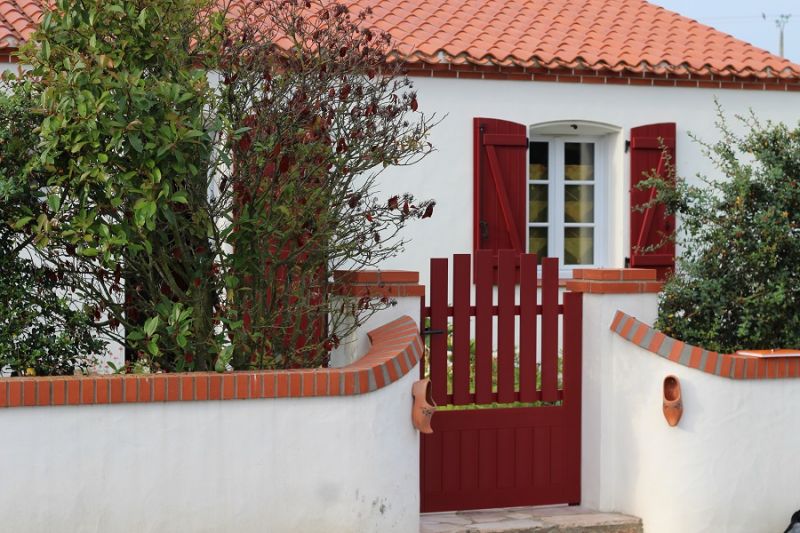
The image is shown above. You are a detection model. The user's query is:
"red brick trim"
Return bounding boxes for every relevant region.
[611,311,800,380]
[331,269,425,298]
[0,316,422,408]
[404,63,800,91]
[566,268,663,294]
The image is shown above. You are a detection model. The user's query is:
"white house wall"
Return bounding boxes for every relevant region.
[375,78,800,285]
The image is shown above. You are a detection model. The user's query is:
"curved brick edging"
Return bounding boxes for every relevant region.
[611,311,800,379]
[0,315,422,409]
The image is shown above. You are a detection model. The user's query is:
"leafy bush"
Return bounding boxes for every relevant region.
[641,108,800,352]
[0,85,105,376]
[13,0,436,371]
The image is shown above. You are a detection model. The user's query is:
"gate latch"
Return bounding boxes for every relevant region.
[421,329,445,336]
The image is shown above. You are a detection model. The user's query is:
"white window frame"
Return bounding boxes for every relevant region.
[527,134,608,273]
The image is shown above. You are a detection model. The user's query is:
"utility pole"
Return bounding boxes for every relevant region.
[763,13,791,57]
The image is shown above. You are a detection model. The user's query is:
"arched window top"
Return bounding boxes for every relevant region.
[529,120,621,136]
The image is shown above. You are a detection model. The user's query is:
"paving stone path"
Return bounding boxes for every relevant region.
[420,505,643,533]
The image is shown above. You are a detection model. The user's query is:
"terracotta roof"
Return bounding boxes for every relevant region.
[3,0,800,80]
[0,0,40,48]
[354,0,800,79]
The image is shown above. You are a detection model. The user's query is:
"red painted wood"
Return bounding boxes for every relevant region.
[630,122,676,280]
[442,430,461,492]
[421,253,582,513]
[420,406,578,512]
[419,293,427,378]
[485,146,524,251]
[519,253,538,403]
[452,254,472,405]
[497,427,515,488]
[497,250,516,403]
[540,257,559,402]
[474,250,494,404]
[461,429,479,491]
[562,291,583,504]
[473,118,527,256]
[429,258,449,405]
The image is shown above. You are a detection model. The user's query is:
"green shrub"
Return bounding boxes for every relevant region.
[12,0,436,372]
[641,108,800,352]
[0,84,105,376]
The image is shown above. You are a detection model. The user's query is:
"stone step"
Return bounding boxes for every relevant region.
[421,505,643,533]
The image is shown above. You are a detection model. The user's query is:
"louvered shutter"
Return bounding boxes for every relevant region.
[473,118,527,276]
[629,122,676,280]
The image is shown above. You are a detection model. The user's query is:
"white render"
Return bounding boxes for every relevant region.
[330,293,422,368]
[375,77,800,285]
[0,367,420,533]
[581,292,800,533]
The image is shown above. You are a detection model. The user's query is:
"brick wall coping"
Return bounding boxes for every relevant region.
[332,269,425,298]
[404,62,800,92]
[611,311,800,380]
[566,268,663,294]
[0,316,422,409]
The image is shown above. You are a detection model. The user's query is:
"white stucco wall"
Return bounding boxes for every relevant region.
[582,293,800,532]
[330,293,422,368]
[0,368,420,533]
[375,78,800,286]
[580,291,659,514]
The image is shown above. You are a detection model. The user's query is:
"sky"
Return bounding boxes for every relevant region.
[652,0,800,63]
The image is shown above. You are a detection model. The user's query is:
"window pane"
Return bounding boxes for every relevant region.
[528,227,548,261]
[564,142,594,181]
[564,184,594,223]
[564,227,594,265]
[529,141,548,181]
[529,184,548,223]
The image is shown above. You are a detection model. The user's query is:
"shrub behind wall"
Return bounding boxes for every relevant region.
[640,109,800,353]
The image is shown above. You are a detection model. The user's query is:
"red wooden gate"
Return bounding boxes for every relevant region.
[420,250,582,512]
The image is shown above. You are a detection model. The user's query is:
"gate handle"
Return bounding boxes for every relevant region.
[480,220,489,240]
[421,329,445,336]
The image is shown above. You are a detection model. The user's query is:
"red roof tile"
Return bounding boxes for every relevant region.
[354,0,800,79]
[2,0,799,80]
[0,0,40,48]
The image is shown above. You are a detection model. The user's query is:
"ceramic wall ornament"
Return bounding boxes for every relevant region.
[412,379,436,433]
[663,375,683,427]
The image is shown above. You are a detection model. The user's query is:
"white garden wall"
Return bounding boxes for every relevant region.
[0,316,423,533]
[582,289,800,533]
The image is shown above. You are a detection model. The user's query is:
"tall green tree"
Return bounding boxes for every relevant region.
[20,0,224,371]
[17,0,437,371]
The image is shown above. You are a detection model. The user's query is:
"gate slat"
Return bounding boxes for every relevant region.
[563,290,583,504]
[497,250,516,403]
[452,255,472,405]
[430,258,449,405]
[519,254,538,403]
[540,257,559,402]
[474,250,494,404]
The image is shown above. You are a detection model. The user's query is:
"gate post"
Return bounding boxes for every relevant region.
[565,268,661,511]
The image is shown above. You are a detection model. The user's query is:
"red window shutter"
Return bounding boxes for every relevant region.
[629,122,676,280]
[473,117,527,259]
